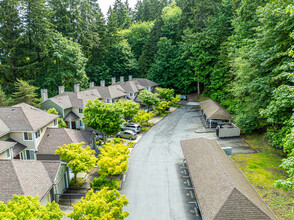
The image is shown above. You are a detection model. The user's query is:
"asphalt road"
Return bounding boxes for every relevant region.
[121,104,202,220]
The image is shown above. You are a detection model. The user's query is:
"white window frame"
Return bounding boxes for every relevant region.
[146,86,151,91]
[54,119,58,126]
[80,120,84,127]
[26,149,35,160]
[130,92,134,97]
[79,108,83,113]
[20,152,24,160]
[23,132,33,141]
[107,99,111,104]
[6,149,11,159]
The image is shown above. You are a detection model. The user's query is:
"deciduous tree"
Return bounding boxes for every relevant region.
[83,99,124,144]
[55,142,96,184]
[113,99,140,120]
[68,188,129,219]
[138,89,159,111]
[0,194,64,220]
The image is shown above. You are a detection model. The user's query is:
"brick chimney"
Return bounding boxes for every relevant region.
[74,84,80,93]
[100,80,105,87]
[89,82,94,88]
[129,75,132,81]
[111,77,116,85]
[58,86,64,95]
[120,76,124,82]
[41,89,48,102]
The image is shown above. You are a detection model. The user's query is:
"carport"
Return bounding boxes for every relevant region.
[199,99,233,128]
[180,138,277,220]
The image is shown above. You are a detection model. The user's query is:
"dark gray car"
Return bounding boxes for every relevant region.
[117,130,137,140]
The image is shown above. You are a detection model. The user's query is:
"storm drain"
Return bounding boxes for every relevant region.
[178,162,201,219]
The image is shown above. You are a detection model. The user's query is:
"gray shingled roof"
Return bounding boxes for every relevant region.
[0,160,61,203]
[0,103,58,133]
[11,140,27,156]
[131,78,159,87]
[180,138,277,220]
[113,80,145,93]
[200,99,234,120]
[64,111,80,122]
[0,139,15,153]
[37,128,93,155]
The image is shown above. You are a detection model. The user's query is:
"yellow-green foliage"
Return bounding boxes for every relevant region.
[156,100,171,114]
[55,142,97,177]
[157,88,174,100]
[232,134,294,219]
[68,188,129,219]
[98,142,130,176]
[0,195,64,220]
[113,99,140,120]
[133,109,154,126]
[45,108,67,128]
[171,94,181,107]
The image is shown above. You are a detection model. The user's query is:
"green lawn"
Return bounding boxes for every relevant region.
[232,134,294,219]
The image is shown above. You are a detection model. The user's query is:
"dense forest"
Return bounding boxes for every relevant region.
[1,0,294,189]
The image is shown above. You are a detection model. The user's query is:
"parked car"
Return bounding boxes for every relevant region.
[117,130,137,140]
[122,123,141,133]
[180,95,187,100]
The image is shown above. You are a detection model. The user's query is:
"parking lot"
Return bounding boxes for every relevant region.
[121,103,255,219]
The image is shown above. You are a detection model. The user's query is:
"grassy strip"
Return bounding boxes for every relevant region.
[232,134,294,219]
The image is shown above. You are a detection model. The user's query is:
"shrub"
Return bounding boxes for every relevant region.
[92,176,121,190]
[171,94,181,107]
[133,110,154,126]
[69,177,85,188]
[156,100,171,114]
[141,127,149,132]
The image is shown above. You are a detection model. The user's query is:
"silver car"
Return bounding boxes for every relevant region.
[117,130,137,140]
[122,123,141,133]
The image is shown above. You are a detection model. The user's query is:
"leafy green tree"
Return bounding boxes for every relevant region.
[55,142,97,184]
[105,40,138,79]
[41,32,88,93]
[98,142,129,176]
[157,88,174,100]
[45,108,67,128]
[0,194,64,220]
[120,21,154,60]
[133,109,154,126]
[13,79,41,107]
[0,85,9,106]
[156,100,171,115]
[274,150,294,190]
[83,99,124,144]
[68,188,129,219]
[138,89,160,111]
[113,99,140,120]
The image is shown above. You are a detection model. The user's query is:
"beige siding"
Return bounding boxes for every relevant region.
[35,121,57,148]
[0,134,10,141]
[10,132,35,150]
[0,151,7,159]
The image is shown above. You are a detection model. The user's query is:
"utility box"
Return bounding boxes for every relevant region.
[216,123,240,138]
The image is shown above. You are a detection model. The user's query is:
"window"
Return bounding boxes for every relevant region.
[6,149,10,159]
[26,150,35,160]
[130,93,134,97]
[54,119,57,126]
[80,120,84,127]
[20,152,24,160]
[23,132,33,141]
[146,87,151,91]
[35,130,40,138]
[107,99,111,103]
[79,108,83,113]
